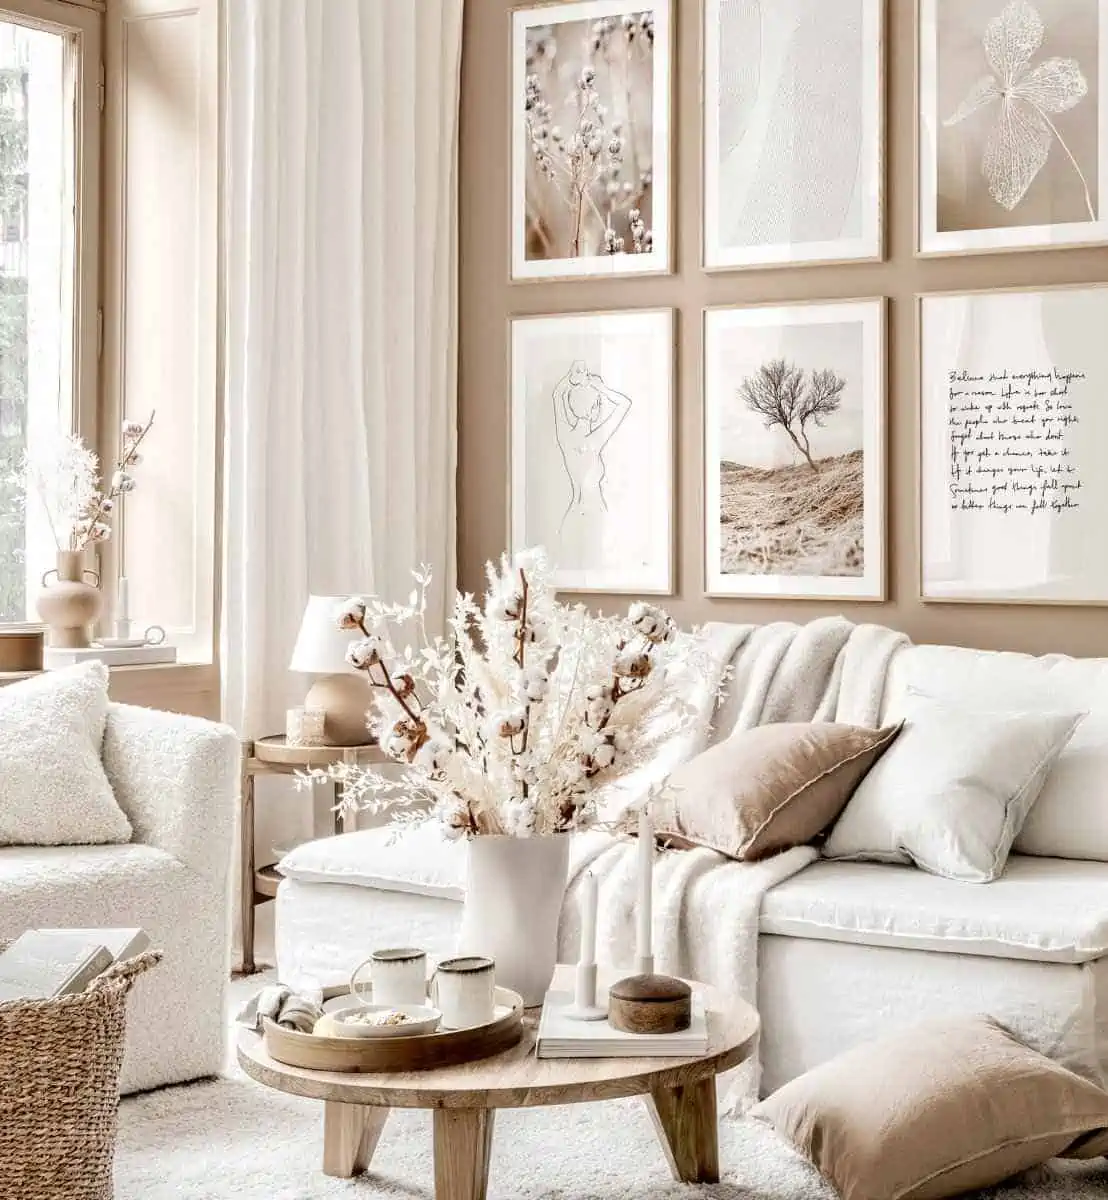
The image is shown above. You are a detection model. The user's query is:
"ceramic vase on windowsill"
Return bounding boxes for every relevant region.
[455,833,570,1007]
[36,549,102,649]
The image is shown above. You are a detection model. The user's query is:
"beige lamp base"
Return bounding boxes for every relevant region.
[304,673,373,747]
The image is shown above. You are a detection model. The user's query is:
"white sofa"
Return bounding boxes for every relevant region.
[0,703,239,1094]
[274,633,1108,1094]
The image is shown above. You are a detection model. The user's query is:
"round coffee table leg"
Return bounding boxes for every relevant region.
[433,1108,495,1200]
[322,1101,389,1178]
[646,1076,720,1184]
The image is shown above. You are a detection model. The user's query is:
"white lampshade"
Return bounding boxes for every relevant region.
[289,595,366,675]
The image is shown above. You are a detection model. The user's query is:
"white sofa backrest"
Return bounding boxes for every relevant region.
[882,644,1108,863]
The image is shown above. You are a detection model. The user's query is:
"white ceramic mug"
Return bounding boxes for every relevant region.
[360,948,428,1007]
[432,956,496,1029]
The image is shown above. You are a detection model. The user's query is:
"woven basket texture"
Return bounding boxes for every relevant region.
[0,944,160,1200]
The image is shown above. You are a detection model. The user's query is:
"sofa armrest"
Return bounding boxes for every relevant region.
[102,702,239,878]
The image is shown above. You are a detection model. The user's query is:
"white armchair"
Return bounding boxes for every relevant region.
[0,702,238,1094]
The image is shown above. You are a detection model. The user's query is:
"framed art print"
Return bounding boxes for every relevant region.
[703,0,884,270]
[510,309,673,593]
[704,299,886,600]
[921,285,1108,603]
[511,0,672,281]
[918,0,1108,255]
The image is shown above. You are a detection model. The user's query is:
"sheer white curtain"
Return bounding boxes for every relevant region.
[222,0,462,738]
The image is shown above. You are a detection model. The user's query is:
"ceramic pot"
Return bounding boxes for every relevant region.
[456,834,570,1007]
[36,550,102,649]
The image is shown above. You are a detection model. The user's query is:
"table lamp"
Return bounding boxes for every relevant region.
[289,595,372,747]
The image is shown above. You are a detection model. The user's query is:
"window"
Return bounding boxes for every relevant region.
[0,0,98,624]
[0,0,219,685]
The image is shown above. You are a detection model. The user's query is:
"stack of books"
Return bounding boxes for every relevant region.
[0,928,150,1002]
[536,987,708,1059]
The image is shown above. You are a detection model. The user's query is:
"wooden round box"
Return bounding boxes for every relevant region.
[607,974,692,1035]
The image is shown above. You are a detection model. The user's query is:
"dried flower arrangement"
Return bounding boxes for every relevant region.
[14,413,155,551]
[524,11,656,261]
[303,549,701,840]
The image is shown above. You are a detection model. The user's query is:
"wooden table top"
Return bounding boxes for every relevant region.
[236,970,759,1111]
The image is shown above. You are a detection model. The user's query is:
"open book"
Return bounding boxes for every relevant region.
[0,928,150,1003]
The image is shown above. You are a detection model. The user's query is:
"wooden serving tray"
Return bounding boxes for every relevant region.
[263,986,525,1073]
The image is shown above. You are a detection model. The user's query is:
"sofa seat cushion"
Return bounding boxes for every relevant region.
[0,842,179,900]
[278,822,469,901]
[760,856,1108,965]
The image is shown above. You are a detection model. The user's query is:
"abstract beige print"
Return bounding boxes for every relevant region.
[937,0,1099,232]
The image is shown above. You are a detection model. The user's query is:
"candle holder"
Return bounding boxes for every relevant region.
[563,961,607,1022]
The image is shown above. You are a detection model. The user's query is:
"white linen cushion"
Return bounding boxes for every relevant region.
[882,644,1108,861]
[760,857,1108,964]
[277,820,468,900]
[0,662,131,846]
[823,691,1081,882]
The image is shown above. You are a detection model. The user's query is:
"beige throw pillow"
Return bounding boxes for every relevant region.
[653,721,901,861]
[752,1016,1108,1200]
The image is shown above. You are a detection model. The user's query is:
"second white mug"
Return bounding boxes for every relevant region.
[432,956,496,1029]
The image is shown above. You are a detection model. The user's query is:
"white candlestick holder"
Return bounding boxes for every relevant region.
[635,954,655,978]
[563,961,607,1022]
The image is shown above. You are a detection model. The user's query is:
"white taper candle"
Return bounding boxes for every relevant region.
[579,870,598,967]
[636,806,654,970]
[116,576,130,621]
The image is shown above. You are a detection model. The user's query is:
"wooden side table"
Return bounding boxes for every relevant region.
[238,735,386,975]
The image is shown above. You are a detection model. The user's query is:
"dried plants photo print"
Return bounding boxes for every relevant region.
[512,0,670,278]
[705,302,885,600]
[921,0,1107,252]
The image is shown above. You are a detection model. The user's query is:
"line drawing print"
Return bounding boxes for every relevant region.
[551,360,632,535]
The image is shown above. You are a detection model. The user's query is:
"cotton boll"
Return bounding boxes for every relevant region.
[414,737,452,776]
[335,597,367,630]
[614,648,651,679]
[503,799,537,837]
[486,708,527,741]
[346,635,385,670]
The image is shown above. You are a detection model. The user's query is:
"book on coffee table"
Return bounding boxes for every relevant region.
[0,927,149,1002]
[536,987,708,1059]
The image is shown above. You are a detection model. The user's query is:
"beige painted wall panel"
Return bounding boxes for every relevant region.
[108,0,218,661]
[458,0,1108,658]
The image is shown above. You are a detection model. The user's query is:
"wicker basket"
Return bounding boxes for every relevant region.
[0,944,161,1200]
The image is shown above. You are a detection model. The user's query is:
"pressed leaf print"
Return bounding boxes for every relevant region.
[944,0,1093,217]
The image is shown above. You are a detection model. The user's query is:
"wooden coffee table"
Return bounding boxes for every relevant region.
[237,967,759,1199]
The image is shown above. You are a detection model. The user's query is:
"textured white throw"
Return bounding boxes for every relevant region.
[560,615,908,1110]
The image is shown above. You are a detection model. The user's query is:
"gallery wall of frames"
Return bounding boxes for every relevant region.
[458,0,1108,657]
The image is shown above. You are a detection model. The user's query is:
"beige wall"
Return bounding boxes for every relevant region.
[458,0,1108,658]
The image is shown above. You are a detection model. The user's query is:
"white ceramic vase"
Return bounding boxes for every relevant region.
[456,833,570,1007]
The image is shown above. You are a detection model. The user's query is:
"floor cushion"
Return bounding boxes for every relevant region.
[752,1014,1108,1200]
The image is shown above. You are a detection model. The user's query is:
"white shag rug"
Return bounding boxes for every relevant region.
[114,978,1108,1200]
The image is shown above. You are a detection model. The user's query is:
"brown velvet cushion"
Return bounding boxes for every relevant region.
[752,1016,1108,1200]
[652,721,901,861]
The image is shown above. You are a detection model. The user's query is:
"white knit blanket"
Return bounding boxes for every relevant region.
[560,615,909,1109]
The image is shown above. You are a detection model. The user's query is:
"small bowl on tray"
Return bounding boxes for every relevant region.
[329,1004,441,1039]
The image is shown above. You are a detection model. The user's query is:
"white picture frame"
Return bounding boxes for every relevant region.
[918,0,1108,256]
[510,309,674,593]
[511,0,672,281]
[704,299,886,600]
[920,284,1108,604]
[703,0,884,271]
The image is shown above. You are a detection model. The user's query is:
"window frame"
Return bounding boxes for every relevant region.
[0,0,100,447]
[0,0,101,621]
